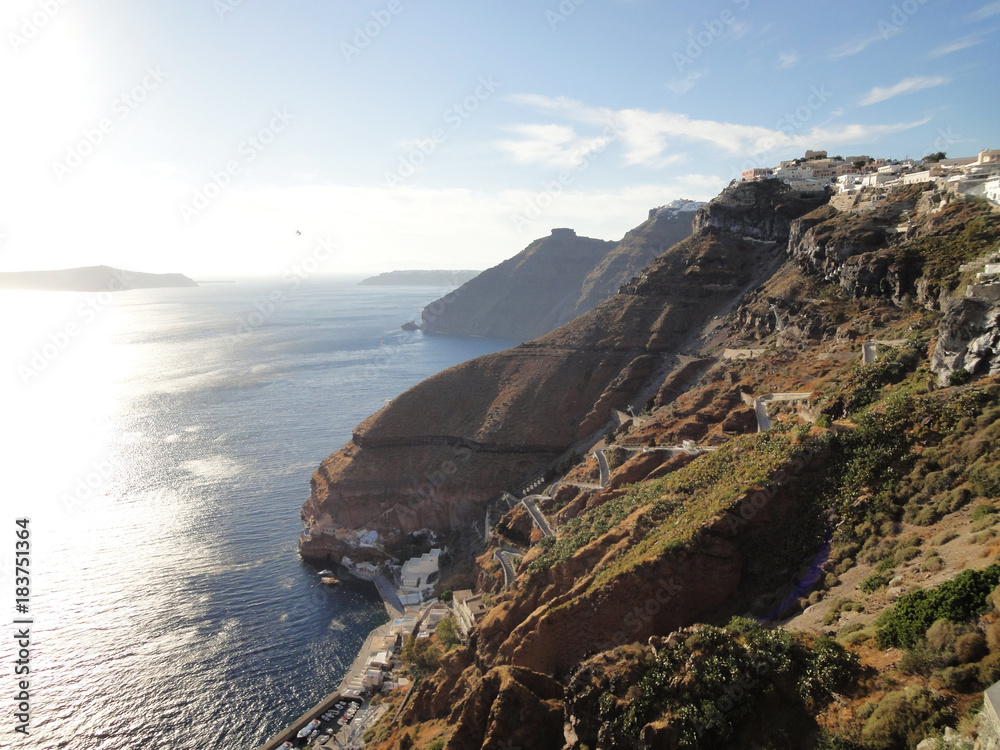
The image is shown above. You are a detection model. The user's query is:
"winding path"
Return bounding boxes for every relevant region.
[594,448,611,488]
[521,496,555,537]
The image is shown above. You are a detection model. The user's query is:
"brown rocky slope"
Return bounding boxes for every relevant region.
[418,200,703,342]
[355,183,1000,749]
[299,181,826,565]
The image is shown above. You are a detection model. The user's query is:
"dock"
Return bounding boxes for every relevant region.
[253,570,407,750]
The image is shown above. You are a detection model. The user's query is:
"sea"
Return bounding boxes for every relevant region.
[0,278,515,750]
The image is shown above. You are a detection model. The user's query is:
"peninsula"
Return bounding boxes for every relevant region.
[358,270,480,286]
[0,265,198,292]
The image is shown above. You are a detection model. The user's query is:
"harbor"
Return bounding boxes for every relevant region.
[253,563,445,750]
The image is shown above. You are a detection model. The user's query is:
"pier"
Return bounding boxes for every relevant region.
[253,571,406,750]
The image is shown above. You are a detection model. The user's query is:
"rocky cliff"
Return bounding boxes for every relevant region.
[573,199,705,314]
[418,228,615,341]
[299,182,823,565]
[418,201,701,342]
[305,178,1000,750]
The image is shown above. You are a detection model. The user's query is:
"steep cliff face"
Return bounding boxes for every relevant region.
[419,201,702,342]
[419,228,616,340]
[931,295,1000,384]
[573,199,704,314]
[331,176,1000,750]
[300,183,826,564]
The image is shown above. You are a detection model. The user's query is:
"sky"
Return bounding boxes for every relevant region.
[1,0,998,277]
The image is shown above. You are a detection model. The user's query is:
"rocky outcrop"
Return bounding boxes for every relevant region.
[931,295,1000,384]
[420,228,616,340]
[573,200,704,314]
[693,179,820,242]
[419,202,702,342]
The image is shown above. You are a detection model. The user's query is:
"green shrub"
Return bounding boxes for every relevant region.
[972,503,998,521]
[932,531,958,546]
[838,622,865,637]
[428,740,446,750]
[949,369,972,386]
[436,617,460,649]
[979,652,1000,685]
[861,573,890,593]
[876,564,1000,649]
[860,686,952,750]
[970,463,1000,499]
[973,516,999,532]
[955,631,988,664]
[921,556,944,573]
[936,663,980,692]
[799,637,860,705]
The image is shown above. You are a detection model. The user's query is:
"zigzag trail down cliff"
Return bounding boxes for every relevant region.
[299,180,826,568]
[303,178,1000,750]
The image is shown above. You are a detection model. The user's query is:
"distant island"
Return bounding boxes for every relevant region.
[0,265,198,292]
[358,269,480,286]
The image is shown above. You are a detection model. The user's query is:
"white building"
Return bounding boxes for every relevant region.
[986,176,1000,205]
[453,589,488,636]
[391,614,418,637]
[862,172,897,188]
[773,165,814,180]
[396,549,442,605]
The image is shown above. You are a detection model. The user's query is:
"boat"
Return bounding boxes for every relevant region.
[320,576,339,585]
[297,719,321,738]
[317,569,335,576]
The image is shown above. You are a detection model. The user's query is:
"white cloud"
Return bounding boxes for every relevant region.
[829,31,894,60]
[970,2,1000,20]
[777,51,800,68]
[494,123,612,169]
[858,76,949,106]
[929,32,990,57]
[667,71,704,95]
[727,20,752,40]
[499,94,931,172]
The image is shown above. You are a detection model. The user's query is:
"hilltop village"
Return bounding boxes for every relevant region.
[742,147,1000,204]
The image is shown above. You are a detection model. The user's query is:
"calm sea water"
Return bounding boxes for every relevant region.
[0,278,513,750]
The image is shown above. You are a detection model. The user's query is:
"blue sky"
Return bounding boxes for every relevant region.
[1,0,997,276]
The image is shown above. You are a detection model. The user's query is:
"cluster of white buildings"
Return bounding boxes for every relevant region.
[742,148,1000,205]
